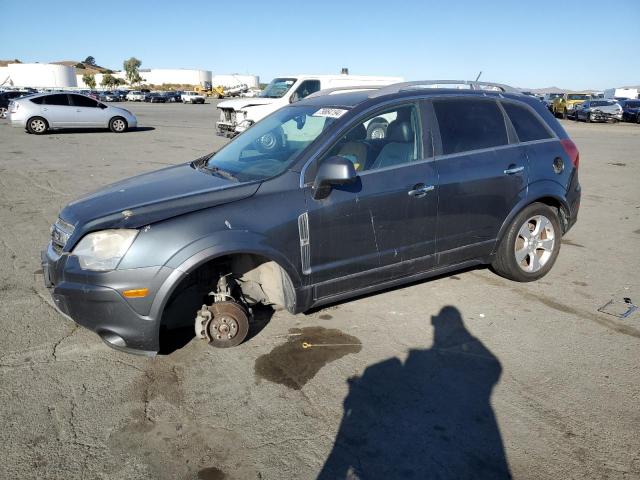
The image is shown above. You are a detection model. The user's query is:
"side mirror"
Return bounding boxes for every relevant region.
[289,92,299,104]
[312,156,357,200]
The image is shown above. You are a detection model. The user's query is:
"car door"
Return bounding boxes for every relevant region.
[69,94,106,127]
[431,97,528,266]
[40,94,74,127]
[302,102,438,300]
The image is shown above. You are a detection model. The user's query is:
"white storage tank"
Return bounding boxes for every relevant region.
[5,63,77,88]
[212,74,259,89]
[144,69,212,86]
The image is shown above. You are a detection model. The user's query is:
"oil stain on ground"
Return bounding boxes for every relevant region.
[198,467,226,480]
[255,327,362,390]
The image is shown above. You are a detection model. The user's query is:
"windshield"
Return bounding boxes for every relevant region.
[204,104,346,182]
[259,78,297,98]
[567,94,589,100]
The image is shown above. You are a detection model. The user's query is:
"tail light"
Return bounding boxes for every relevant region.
[560,138,579,169]
[9,101,18,113]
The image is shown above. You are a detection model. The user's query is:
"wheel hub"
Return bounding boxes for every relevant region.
[514,215,555,273]
[211,315,238,340]
[194,301,250,348]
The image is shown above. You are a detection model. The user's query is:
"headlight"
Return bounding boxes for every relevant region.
[72,229,138,271]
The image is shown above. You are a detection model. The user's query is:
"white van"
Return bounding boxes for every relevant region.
[216,74,403,137]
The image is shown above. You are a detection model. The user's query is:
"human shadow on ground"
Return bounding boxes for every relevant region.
[318,306,512,480]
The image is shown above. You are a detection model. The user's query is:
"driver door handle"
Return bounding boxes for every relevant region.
[408,184,435,198]
[504,165,524,175]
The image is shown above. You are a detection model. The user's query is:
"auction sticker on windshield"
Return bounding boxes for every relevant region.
[312,108,348,119]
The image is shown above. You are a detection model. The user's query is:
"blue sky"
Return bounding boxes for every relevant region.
[2,0,639,90]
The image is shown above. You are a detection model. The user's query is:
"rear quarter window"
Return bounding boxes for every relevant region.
[433,98,508,155]
[502,102,552,143]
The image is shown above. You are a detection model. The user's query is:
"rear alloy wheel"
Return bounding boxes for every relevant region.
[492,203,561,282]
[27,116,48,134]
[586,113,591,123]
[109,116,128,133]
[0,107,7,119]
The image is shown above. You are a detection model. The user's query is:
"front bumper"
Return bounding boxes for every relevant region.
[216,121,240,138]
[41,245,173,355]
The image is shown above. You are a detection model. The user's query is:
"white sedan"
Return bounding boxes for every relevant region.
[8,92,138,134]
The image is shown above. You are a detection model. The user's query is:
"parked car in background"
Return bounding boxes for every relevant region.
[574,99,623,122]
[542,93,563,110]
[0,90,31,119]
[8,92,137,134]
[551,93,591,119]
[619,99,640,123]
[181,91,206,104]
[100,91,121,102]
[126,91,145,102]
[144,92,167,103]
[115,90,129,101]
[162,91,181,102]
[40,80,580,354]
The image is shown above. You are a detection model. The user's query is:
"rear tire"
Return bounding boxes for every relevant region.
[492,203,562,282]
[26,116,48,134]
[562,109,568,119]
[109,116,128,133]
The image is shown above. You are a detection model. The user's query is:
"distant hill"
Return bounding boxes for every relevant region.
[0,59,114,75]
[521,86,601,94]
[52,60,113,75]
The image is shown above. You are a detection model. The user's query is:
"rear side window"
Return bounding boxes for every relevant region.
[433,99,508,155]
[502,102,552,143]
[30,97,45,105]
[43,94,70,106]
[70,95,99,108]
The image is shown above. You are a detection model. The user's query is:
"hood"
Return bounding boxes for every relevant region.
[217,97,277,110]
[60,161,260,237]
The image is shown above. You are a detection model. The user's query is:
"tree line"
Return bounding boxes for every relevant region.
[80,56,144,89]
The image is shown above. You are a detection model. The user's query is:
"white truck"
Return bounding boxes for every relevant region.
[216,74,403,137]
[181,91,206,104]
[603,88,639,100]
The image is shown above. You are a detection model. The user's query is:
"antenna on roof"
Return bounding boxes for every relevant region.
[475,71,483,81]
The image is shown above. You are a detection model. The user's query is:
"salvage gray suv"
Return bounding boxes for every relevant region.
[42,81,581,355]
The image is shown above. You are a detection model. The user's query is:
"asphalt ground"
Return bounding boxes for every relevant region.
[0,100,638,480]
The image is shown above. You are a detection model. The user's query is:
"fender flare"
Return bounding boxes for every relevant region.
[147,231,302,331]
[492,181,571,255]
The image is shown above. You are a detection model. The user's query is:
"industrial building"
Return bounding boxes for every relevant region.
[0,62,77,88]
[1,61,259,91]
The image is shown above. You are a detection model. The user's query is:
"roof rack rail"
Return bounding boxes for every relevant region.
[306,85,384,99]
[369,80,521,98]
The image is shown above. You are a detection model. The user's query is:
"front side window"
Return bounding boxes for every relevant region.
[44,94,70,106]
[260,78,297,99]
[318,104,421,173]
[433,99,508,155]
[502,102,552,143]
[567,94,589,101]
[291,80,321,102]
[204,104,341,182]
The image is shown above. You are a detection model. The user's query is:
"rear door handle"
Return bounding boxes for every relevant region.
[408,185,435,197]
[504,166,524,175]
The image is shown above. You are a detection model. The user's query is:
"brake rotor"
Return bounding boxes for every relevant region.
[195,301,250,348]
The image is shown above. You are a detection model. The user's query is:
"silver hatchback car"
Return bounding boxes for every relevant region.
[8,92,138,134]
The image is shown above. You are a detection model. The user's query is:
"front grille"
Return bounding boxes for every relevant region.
[51,217,75,254]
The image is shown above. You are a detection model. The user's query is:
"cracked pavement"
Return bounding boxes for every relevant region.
[0,102,639,479]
